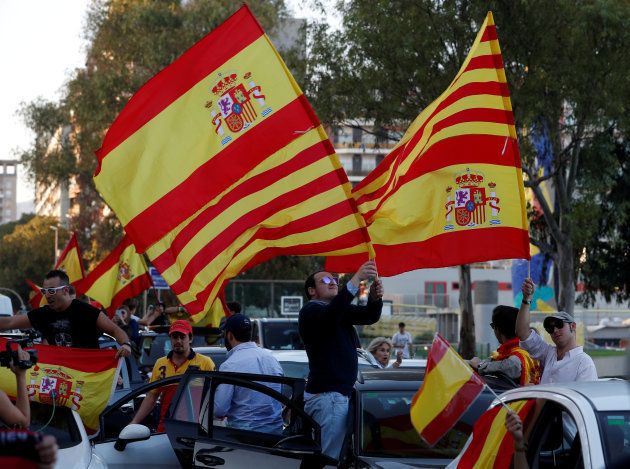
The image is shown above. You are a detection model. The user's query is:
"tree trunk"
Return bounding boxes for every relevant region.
[556,236,575,316]
[458,264,475,358]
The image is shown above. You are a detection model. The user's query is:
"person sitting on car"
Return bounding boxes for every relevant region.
[468,305,541,386]
[366,337,402,369]
[130,320,215,431]
[214,314,284,433]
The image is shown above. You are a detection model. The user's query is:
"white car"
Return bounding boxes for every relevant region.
[449,380,630,468]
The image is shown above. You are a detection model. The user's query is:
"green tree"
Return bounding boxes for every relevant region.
[20,0,297,266]
[306,0,630,318]
[0,216,69,305]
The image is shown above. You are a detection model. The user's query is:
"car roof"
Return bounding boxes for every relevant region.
[356,369,424,390]
[254,317,298,323]
[270,349,375,367]
[501,379,630,412]
[194,346,227,353]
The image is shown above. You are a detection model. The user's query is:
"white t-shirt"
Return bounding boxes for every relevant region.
[520,330,598,384]
[392,331,413,358]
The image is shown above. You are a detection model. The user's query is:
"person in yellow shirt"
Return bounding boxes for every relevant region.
[130,320,214,431]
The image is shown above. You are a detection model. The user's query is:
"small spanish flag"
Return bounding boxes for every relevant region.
[453,400,535,468]
[410,334,485,446]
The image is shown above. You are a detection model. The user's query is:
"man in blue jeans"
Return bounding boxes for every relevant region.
[299,260,383,461]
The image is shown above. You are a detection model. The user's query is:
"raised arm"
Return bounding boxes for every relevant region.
[96,312,131,358]
[0,314,32,332]
[516,279,535,341]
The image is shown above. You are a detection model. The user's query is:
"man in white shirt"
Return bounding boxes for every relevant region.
[392,322,413,359]
[516,279,597,384]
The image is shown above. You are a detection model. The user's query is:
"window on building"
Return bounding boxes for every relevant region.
[352,127,362,144]
[352,154,362,174]
[6,165,15,175]
[424,281,448,308]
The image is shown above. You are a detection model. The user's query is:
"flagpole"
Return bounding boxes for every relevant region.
[483,383,512,412]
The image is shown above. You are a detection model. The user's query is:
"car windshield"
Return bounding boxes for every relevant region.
[261,322,303,350]
[360,389,492,459]
[598,411,630,466]
[29,401,82,449]
[279,360,375,379]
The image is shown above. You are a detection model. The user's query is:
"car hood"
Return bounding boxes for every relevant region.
[57,438,97,469]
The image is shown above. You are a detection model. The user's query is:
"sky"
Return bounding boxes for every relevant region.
[0,0,334,208]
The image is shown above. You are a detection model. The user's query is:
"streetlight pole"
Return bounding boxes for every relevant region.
[49,225,59,266]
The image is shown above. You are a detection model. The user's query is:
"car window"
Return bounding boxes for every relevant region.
[29,401,82,449]
[359,389,493,458]
[261,322,303,350]
[598,411,630,467]
[529,402,583,469]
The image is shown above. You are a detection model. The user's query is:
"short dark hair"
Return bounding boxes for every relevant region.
[67,285,76,296]
[45,270,69,285]
[398,322,405,328]
[304,270,325,300]
[123,298,138,310]
[226,301,241,314]
[491,305,519,339]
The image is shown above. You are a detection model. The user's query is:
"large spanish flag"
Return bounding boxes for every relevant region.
[410,334,485,446]
[326,12,529,276]
[0,339,119,433]
[76,235,152,316]
[27,232,85,308]
[452,400,535,469]
[94,6,372,322]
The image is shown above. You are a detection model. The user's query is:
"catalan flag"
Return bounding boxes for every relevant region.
[0,339,119,433]
[410,334,485,446]
[27,232,85,308]
[94,6,372,322]
[451,400,535,469]
[326,12,529,276]
[76,235,152,316]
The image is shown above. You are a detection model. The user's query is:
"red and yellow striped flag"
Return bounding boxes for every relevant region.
[94,6,372,322]
[410,334,485,446]
[27,232,85,308]
[76,235,152,316]
[326,12,529,276]
[454,400,535,468]
[0,339,119,432]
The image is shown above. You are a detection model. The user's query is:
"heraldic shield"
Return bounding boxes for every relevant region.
[444,168,501,230]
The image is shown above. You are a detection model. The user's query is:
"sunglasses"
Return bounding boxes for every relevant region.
[319,276,339,285]
[40,285,67,295]
[544,320,566,334]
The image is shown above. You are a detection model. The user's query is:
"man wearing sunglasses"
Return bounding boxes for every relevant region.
[298,260,384,462]
[0,270,131,358]
[515,278,597,384]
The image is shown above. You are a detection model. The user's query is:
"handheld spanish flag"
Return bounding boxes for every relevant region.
[94,5,372,323]
[451,400,535,468]
[76,235,152,316]
[0,340,120,433]
[326,12,529,276]
[27,232,85,308]
[410,334,485,446]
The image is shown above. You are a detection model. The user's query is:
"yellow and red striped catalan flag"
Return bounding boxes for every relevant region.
[453,399,535,468]
[326,12,529,276]
[27,232,86,308]
[0,339,119,433]
[94,5,372,322]
[76,235,152,316]
[410,334,485,446]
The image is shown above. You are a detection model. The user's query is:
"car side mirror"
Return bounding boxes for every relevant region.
[114,423,151,451]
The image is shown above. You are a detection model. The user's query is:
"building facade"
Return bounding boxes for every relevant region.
[0,160,18,224]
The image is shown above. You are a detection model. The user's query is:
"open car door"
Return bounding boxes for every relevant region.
[163,369,336,468]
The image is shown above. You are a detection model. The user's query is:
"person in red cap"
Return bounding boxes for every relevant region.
[130,319,215,431]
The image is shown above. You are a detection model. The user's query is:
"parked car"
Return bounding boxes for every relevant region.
[448,379,630,468]
[194,345,228,368]
[251,318,302,350]
[271,349,377,380]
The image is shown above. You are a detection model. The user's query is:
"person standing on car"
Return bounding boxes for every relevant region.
[468,305,541,385]
[392,322,413,358]
[516,279,597,383]
[214,314,284,433]
[0,270,131,358]
[299,260,383,461]
[130,320,215,431]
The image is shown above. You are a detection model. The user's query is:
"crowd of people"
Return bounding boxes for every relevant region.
[0,264,605,467]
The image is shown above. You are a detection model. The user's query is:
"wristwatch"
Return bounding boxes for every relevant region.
[521,299,531,305]
[121,341,132,348]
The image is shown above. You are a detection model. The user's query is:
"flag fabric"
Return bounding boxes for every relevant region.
[410,334,485,446]
[490,338,541,385]
[453,399,535,469]
[93,5,372,322]
[26,233,86,308]
[326,12,529,276]
[0,339,120,433]
[76,235,152,316]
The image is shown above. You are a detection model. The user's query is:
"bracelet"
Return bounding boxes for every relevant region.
[521,299,531,305]
[121,342,132,348]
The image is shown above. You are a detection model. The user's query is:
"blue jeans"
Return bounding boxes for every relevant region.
[304,392,349,461]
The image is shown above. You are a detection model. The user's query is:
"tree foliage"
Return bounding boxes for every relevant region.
[306,0,630,313]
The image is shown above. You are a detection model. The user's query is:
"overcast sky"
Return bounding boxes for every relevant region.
[0,0,334,205]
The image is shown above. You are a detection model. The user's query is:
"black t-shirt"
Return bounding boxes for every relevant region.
[27,300,101,349]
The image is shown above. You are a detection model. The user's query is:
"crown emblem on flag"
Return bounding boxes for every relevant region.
[204,70,273,146]
[455,168,484,188]
[444,167,502,230]
[117,261,132,283]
